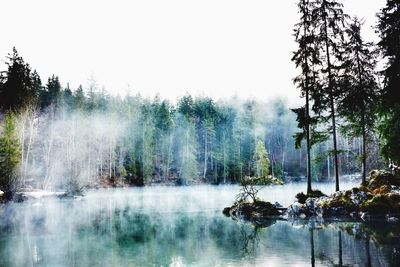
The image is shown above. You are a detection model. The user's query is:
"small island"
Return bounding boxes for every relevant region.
[224,169,400,224]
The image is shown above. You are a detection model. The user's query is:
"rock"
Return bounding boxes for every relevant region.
[291,202,302,214]
[350,211,359,219]
[386,216,399,223]
[360,212,371,221]
[222,207,231,217]
[305,198,316,210]
[274,202,283,208]
[349,189,370,206]
[295,190,326,204]
[367,170,400,191]
[331,207,348,216]
[372,185,391,195]
[225,201,282,222]
[299,213,307,219]
[287,202,306,217]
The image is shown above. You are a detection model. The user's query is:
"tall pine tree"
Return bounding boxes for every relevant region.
[376,0,400,165]
[0,48,36,111]
[338,17,379,183]
[312,0,348,191]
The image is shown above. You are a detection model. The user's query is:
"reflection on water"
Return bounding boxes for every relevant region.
[0,184,399,266]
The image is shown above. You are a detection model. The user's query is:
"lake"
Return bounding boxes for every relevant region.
[0,183,399,266]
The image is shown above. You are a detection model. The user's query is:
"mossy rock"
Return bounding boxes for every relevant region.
[323,195,357,212]
[295,190,326,204]
[227,201,282,221]
[372,185,391,195]
[360,194,399,214]
[367,170,400,191]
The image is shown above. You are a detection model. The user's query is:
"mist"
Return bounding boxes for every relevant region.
[5,89,381,194]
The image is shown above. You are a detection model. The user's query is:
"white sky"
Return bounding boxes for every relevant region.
[0,0,386,106]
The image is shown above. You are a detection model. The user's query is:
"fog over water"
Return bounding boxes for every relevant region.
[2,182,397,267]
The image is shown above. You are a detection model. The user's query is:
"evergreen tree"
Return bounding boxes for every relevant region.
[154,100,174,180]
[338,17,379,183]
[0,112,21,194]
[253,140,270,178]
[175,114,198,184]
[292,0,320,194]
[31,70,42,103]
[376,0,400,164]
[140,101,155,183]
[61,83,75,110]
[311,0,348,191]
[0,48,36,111]
[40,75,61,109]
[194,97,218,181]
[74,85,86,110]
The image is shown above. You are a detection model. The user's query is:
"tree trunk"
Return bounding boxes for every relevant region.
[203,130,207,180]
[223,132,226,184]
[303,0,312,194]
[310,229,315,267]
[355,47,367,183]
[362,114,367,183]
[323,11,340,191]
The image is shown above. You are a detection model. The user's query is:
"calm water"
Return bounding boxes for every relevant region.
[0,183,399,267]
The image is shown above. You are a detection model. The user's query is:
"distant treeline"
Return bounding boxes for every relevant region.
[0,47,383,191]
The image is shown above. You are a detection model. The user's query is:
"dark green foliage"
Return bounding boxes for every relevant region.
[0,112,21,192]
[0,48,37,111]
[40,75,61,109]
[312,0,349,192]
[376,1,400,164]
[378,109,400,164]
[338,17,380,183]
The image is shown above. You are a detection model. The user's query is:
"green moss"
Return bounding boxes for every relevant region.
[339,197,357,211]
[295,190,326,204]
[360,194,393,214]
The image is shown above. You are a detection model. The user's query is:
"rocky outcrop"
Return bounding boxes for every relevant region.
[224,170,400,224]
[287,170,400,222]
[223,201,285,226]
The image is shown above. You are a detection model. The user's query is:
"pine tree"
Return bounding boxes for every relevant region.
[0,112,21,194]
[253,140,270,178]
[376,0,400,164]
[0,48,36,111]
[292,0,321,194]
[74,85,86,110]
[311,0,348,191]
[40,75,61,109]
[338,17,379,183]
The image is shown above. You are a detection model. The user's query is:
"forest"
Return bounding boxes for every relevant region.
[0,0,398,197]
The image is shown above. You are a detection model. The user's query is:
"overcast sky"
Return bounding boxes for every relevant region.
[0,0,386,106]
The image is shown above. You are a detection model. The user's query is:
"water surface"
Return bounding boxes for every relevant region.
[0,183,399,266]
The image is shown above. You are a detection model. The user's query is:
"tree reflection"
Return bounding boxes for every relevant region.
[310,229,315,267]
[365,235,371,267]
[240,224,261,258]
